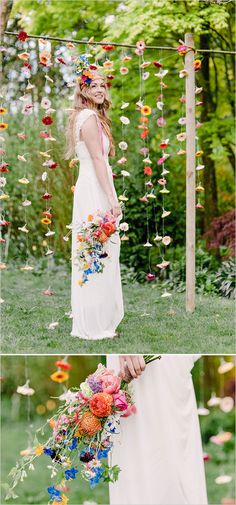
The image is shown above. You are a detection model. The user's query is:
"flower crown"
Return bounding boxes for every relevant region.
[75,54,105,86]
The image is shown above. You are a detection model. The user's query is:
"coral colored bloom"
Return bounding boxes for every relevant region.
[50,371,69,383]
[102,222,116,236]
[55,360,72,371]
[89,392,113,417]
[144,166,152,176]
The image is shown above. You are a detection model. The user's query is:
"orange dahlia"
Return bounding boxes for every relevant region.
[89,392,113,418]
[78,411,101,436]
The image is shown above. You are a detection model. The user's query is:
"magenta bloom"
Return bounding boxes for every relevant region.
[113,392,129,411]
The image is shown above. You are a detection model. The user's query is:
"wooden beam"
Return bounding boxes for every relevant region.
[185,33,196,313]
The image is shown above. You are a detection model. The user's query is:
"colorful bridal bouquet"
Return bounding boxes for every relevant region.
[5,356,160,503]
[75,210,117,286]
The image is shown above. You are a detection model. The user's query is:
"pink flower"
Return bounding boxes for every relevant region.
[113,392,129,411]
[100,372,121,394]
[157,117,166,127]
[122,404,137,417]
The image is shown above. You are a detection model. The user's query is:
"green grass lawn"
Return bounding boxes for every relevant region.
[1,417,235,505]
[1,267,235,354]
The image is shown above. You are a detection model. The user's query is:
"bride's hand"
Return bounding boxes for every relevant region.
[119,355,146,382]
[109,196,122,218]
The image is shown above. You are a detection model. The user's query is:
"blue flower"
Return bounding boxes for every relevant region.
[89,467,104,489]
[97,448,111,459]
[47,486,62,501]
[69,437,77,450]
[44,447,55,457]
[64,467,79,481]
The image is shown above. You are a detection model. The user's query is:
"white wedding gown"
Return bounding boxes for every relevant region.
[107,355,208,505]
[71,108,124,339]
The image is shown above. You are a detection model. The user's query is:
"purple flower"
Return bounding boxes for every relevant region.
[87,375,103,393]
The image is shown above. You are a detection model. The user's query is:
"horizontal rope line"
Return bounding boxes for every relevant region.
[4,31,236,55]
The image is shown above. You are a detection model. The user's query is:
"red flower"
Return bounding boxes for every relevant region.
[144,166,152,176]
[153,61,163,68]
[42,116,53,126]
[23,62,32,69]
[18,31,28,42]
[106,74,115,80]
[55,360,72,370]
[102,45,114,51]
[57,57,66,65]
[48,161,58,169]
[42,192,52,200]
[0,162,9,172]
[106,82,112,88]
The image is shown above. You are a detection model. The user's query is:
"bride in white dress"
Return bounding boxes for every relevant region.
[65,69,124,339]
[107,355,208,505]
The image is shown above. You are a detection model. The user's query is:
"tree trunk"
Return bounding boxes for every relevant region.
[0,0,13,41]
[200,33,219,231]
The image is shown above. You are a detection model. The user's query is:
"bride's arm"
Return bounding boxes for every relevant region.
[81,115,122,218]
[119,355,146,380]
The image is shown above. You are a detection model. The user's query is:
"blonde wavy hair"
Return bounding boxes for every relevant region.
[64,76,115,159]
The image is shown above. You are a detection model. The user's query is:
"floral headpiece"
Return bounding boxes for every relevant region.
[75,54,105,86]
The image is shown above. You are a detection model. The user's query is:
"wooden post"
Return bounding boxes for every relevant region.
[185,32,196,312]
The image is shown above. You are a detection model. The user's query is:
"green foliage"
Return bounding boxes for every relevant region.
[216,259,236,299]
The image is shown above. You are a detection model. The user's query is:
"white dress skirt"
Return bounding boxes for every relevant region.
[71,108,124,339]
[107,355,208,505]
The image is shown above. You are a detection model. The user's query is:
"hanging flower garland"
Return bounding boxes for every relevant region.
[38,38,60,304]
[117,49,132,242]
[0,92,10,275]
[135,40,156,281]
[15,32,36,272]
[176,44,205,210]
[154,56,173,298]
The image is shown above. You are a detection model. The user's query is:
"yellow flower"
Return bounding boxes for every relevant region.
[195,150,204,157]
[0,123,8,129]
[53,494,68,505]
[62,458,71,468]
[140,105,152,116]
[41,218,51,225]
[196,184,205,192]
[50,371,69,383]
[69,158,78,168]
[0,107,7,115]
[35,445,44,456]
